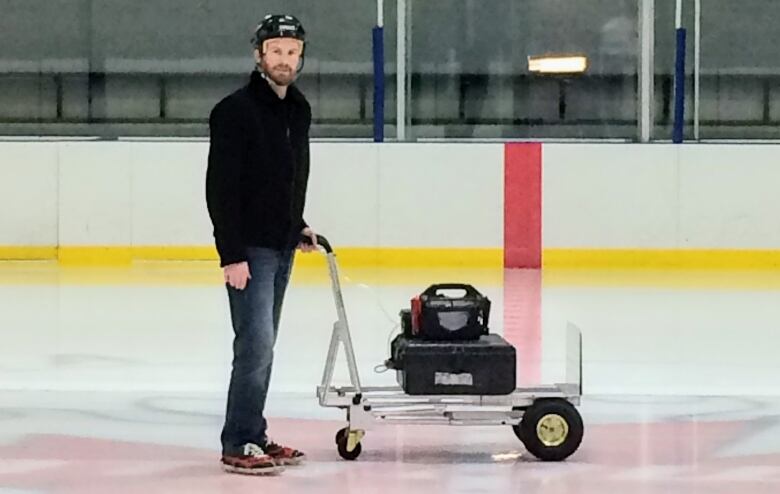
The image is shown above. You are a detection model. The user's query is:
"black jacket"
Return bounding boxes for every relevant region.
[206,71,311,267]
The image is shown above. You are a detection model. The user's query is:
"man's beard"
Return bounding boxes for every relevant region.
[264,64,296,86]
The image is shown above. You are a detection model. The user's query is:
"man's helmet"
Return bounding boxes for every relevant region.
[252,14,306,56]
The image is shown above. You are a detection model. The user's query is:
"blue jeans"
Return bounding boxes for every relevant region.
[221,247,295,455]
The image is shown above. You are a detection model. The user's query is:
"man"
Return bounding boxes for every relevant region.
[205,14,318,476]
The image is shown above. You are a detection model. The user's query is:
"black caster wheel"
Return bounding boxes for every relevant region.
[335,427,347,444]
[335,427,363,461]
[513,399,584,461]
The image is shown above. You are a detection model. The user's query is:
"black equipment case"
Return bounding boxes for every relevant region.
[390,334,516,395]
[411,284,491,341]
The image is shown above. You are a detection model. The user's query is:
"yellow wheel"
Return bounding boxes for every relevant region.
[536,413,569,447]
[513,399,583,461]
[335,427,364,461]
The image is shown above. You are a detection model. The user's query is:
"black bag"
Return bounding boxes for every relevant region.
[411,284,491,341]
[390,334,516,395]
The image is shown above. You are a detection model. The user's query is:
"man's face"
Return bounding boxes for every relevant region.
[255,38,303,86]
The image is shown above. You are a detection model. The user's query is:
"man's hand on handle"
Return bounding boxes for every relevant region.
[298,227,318,253]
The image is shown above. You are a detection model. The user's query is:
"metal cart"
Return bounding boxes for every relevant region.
[309,235,584,461]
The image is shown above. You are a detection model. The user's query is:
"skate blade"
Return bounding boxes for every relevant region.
[221,462,285,476]
[275,455,306,466]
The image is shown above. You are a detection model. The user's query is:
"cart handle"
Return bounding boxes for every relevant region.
[300,233,333,254]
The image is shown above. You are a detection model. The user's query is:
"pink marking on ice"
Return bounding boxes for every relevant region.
[503,268,542,386]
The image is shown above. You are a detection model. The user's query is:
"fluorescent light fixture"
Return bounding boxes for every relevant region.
[528,54,588,74]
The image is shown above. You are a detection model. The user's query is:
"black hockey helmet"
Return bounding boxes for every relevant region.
[252,14,306,55]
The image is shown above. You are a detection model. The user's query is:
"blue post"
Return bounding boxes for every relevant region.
[372,26,385,142]
[673,27,686,143]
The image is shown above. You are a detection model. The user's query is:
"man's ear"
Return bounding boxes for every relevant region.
[253,48,262,65]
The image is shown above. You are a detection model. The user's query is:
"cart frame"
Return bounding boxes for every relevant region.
[309,235,583,459]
